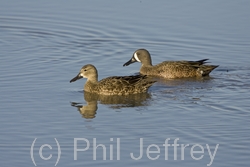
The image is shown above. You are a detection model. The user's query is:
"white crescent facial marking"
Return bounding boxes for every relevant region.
[134,52,141,62]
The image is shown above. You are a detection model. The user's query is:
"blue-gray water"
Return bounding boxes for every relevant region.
[1,0,250,166]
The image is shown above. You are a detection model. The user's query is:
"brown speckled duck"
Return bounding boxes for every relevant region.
[123,49,219,79]
[70,64,156,95]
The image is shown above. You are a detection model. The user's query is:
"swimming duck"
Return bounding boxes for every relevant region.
[70,64,156,95]
[123,49,218,79]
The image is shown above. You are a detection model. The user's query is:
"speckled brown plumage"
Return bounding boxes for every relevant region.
[70,64,156,95]
[123,49,219,79]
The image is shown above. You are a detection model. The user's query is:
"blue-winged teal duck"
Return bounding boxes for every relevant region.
[70,64,156,95]
[123,49,219,79]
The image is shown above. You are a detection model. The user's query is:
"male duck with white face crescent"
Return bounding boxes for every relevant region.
[123,49,218,79]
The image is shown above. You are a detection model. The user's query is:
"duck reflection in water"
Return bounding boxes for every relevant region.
[71,91,152,119]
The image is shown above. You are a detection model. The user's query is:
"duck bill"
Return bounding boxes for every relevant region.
[123,58,136,66]
[70,73,83,83]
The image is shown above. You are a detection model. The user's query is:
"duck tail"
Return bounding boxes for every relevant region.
[188,59,209,65]
[196,59,209,64]
[199,65,219,76]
